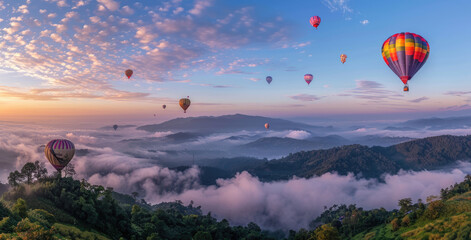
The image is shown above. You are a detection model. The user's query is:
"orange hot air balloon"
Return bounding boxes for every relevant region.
[125,69,133,79]
[265,123,270,129]
[340,54,347,64]
[179,97,191,113]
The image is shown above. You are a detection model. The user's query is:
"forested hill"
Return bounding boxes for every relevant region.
[248,135,471,180]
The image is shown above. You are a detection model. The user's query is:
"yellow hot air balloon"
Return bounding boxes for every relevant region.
[179,97,191,113]
[340,54,347,64]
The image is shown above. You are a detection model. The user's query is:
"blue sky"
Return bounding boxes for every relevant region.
[0,0,470,123]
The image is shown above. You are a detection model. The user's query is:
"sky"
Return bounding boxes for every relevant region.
[0,0,470,125]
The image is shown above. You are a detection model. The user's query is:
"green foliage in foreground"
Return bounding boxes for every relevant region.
[0,173,278,239]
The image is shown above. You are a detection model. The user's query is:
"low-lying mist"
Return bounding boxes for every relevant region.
[1,121,471,231]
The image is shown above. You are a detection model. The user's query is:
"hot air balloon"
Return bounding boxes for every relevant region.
[266,76,272,84]
[381,32,430,92]
[304,74,313,85]
[340,54,347,64]
[310,16,321,29]
[179,97,191,113]
[125,69,133,79]
[44,139,75,172]
[113,124,118,131]
[265,123,270,129]
[162,104,166,109]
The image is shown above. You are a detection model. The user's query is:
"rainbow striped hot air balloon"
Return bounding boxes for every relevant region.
[381,32,430,92]
[310,16,321,29]
[44,139,75,172]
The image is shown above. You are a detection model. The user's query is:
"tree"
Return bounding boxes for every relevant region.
[194,231,212,240]
[12,198,27,218]
[8,171,24,187]
[20,162,36,184]
[314,224,340,240]
[424,200,445,220]
[63,163,76,178]
[390,218,400,231]
[401,215,411,227]
[33,160,48,180]
[398,198,412,213]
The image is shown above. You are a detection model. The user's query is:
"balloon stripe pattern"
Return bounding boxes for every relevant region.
[304,74,313,85]
[45,139,75,171]
[310,16,321,29]
[179,98,191,113]
[381,32,430,85]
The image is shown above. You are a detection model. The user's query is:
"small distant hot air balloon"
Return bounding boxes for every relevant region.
[162,104,166,109]
[125,69,133,79]
[304,74,313,85]
[340,54,347,64]
[310,16,321,29]
[381,32,430,92]
[44,139,75,173]
[113,124,118,131]
[265,123,270,129]
[179,97,191,113]
[266,76,273,84]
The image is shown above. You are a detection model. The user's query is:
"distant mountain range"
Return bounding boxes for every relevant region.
[386,115,471,131]
[247,135,471,180]
[137,114,332,134]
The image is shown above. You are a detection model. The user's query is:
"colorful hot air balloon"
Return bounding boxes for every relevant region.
[265,123,270,129]
[381,32,430,92]
[266,76,273,84]
[125,69,133,79]
[179,97,191,113]
[113,124,118,131]
[310,16,321,29]
[162,104,166,109]
[304,74,313,85]
[44,139,75,172]
[340,54,347,64]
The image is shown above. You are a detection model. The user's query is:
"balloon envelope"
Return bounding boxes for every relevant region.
[310,16,321,29]
[179,98,191,113]
[125,69,133,79]
[381,32,429,87]
[113,124,118,131]
[304,74,313,85]
[44,139,75,171]
[162,104,166,109]
[265,123,270,129]
[340,54,347,64]
[266,76,272,84]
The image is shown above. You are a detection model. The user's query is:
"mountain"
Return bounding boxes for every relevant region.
[247,135,471,180]
[387,115,471,131]
[137,114,332,133]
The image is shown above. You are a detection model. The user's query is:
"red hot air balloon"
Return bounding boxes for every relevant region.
[125,69,133,79]
[44,139,75,172]
[304,74,313,85]
[310,16,321,29]
[381,32,430,92]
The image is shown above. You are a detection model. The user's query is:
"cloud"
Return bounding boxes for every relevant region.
[409,97,429,103]
[289,94,322,102]
[0,1,289,101]
[97,0,119,11]
[286,130,311,140]
[322,0,352,13]
[360,20,369,25]
[338,80,403,103]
